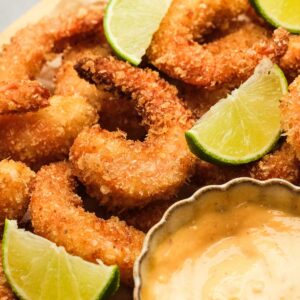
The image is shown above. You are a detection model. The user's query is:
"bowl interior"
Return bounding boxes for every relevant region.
[134,178,300,299]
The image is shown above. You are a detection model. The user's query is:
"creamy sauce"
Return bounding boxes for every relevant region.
[141,203,300,300]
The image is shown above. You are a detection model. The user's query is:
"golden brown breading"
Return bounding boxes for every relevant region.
[281,76,300,160]
[0,81,49,114]
[249,142,300,182]
[147,0,289,88]
[121,142,299,232]
[280,35,300,80]
[30,162,144,285]
[0,160,35,226]
[55,41,146,140]
[0,3,105,81]
[0,96,98,168]
[72,56,195,209]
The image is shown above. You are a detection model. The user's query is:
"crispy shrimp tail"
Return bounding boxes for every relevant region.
[71,56,195,209]
[30,162,144,285]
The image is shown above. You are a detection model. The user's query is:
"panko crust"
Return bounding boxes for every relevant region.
[72,57,196,209]
[30,162,144,285]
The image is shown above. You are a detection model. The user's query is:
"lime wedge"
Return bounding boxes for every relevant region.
[185,59,288,165]
[104,0,172,65]
[250,0,300,33]
[2,220,120,300]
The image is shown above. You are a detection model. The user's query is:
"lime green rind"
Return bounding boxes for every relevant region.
[250,0,300,33]
[185,61,288,166]
[99,267,120,300]
[104,1,141,66]
[2,220,26,300]
[104,0,172,65]
[2,220,120,300]
[185,130,281,166]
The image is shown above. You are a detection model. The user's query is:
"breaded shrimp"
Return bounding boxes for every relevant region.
[148,0,289,88]
[121,143,300,232]
[72,56,195,209]
[280,35,300,80]
[0,3,104,114]
[0,3,104,81]
[0,244,15,299]
[281,76,300,160]
[0,81,49,114]
[0,96,98,168]
[55,41,145,140]
[0,160,35,226]
[30,162,144,285]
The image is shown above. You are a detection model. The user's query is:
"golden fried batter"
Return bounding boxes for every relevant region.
[281,76,300,160]
[0,160,35,226]
[0,3,104,81]
[0,96,98,168]
[148,0,288,88]
[72,56,195,209]
[30,162,144,285]
[56,41,145,140]
[0,81,49,114]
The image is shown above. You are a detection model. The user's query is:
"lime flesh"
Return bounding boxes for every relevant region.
[185,59,288,165]
[2,220,120,300]
[251,0,300,33]
[104,0,172,65]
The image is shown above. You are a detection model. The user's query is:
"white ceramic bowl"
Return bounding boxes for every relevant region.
[133,177,300,299]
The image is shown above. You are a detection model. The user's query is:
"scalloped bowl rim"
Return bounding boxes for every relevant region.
[133,177,300,299]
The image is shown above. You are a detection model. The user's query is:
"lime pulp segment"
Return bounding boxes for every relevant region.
[2,220,120,300]
[251,0,300,33]
[104,0,172,65]
[185,59,288,165]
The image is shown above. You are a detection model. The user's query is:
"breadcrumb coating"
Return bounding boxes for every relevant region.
[0,81,49,114]
[281,76,300,160]
[72,56,195,208]
[121,143,299,232]
[0,96,98,168]
[30,162,144,285]
[280,35,300,80]
[0,160,35,226]
[148,0,289,88]
[55,41,145,140]
[0,3,105,81]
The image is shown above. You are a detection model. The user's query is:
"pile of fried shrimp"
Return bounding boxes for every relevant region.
[1,0,300,297]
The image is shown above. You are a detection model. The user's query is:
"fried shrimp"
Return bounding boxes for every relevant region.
[0,160,35,226]
[71,56,195,209]
[55,41,146,140]
[122,143,300,232]
[30,162,144,285]
[0,3,104,81]
[0,96,98,167]
[0,81,49,114]
[148,0,289,88]
[280,35,300,80]
[281,76,300,160]
[0,3,104,115]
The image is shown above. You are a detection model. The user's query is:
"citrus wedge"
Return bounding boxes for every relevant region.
[2,220,120,300]
[250,0,300,33]
[104,0,172,65]
[185,59,288,165]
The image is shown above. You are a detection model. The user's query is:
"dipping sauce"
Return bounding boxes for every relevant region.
[141,202,300,299]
